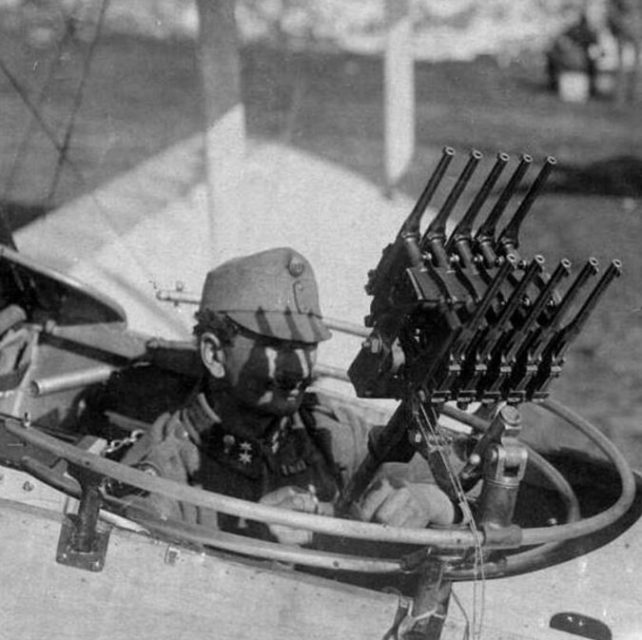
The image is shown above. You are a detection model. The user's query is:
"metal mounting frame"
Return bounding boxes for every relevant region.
[56,513,111,572]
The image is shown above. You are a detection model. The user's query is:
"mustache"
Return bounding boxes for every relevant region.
[268,374,313,392]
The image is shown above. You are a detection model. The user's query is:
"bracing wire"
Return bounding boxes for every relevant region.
[0,0,163,285]
[416,399,486,638]
[46,0,110,206]
[3,0,84,203]
[451,590,471,640]
[0,58,90,193]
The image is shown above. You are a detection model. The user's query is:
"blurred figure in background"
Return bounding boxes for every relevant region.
[606,0,642,103]
[546,10,602,100]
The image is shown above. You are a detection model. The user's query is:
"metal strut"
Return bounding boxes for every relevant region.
[56,463,111,572]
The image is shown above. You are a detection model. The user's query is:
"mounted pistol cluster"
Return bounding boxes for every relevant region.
[348,147,621,407]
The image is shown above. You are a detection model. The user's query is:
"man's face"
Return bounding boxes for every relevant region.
[221,329,317,417]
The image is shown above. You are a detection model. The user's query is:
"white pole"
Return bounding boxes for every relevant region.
[195,0,246,262]
[384,0,415,194]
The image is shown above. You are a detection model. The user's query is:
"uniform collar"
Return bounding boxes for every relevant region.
[182,390,300,452]
[181,392,221,446]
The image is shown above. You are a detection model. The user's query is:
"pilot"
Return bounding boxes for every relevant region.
[122,247,455,544]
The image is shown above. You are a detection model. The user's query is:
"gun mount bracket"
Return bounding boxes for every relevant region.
[56,463,111,572]
[56,512,111,572]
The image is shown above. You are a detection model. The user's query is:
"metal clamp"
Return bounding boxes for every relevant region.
[56,465,110,572]
[398,559,452,640]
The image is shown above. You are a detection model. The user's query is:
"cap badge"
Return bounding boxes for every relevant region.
[288,256,305,277]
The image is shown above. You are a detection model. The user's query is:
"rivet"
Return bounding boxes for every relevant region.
[165,546,179,566]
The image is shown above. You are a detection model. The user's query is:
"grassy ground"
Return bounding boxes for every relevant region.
[0,29,641,463]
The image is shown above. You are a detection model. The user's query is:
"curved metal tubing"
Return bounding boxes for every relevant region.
[20,456,402,573]
[3,416,480,549]
[440,404,581,522]
[446,399,638,580]
[126,513,404,574]
[4,400,634,557]
[519,399,636,546]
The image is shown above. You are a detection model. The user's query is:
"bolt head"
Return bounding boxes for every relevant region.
[500,405,521,426]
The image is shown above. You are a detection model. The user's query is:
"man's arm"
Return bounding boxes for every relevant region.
[118,412,197,523]
[311,391,457,527]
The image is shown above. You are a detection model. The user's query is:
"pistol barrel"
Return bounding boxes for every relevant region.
[530,258,599,361]
[553,259,622,360]
[476,155,532,242]
[505,258,571,362]
[498,156,557,254]
[447,152,510,250]
[530,260,622,398]
[402,146,455,235]
[477,255,545,362]
[422,150,483,268]
[422,150,483,244]
[451,254,517,359]
[367,147,455,299]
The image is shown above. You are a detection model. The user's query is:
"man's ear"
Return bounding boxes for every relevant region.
[200,332,226,379]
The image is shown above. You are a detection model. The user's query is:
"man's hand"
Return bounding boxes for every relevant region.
[259,486,331,545]
[358,477,456,528]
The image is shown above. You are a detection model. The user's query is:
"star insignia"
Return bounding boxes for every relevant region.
[239,451,252,465]
[240,441,252,453]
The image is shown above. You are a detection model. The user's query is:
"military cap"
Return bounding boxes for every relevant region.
[199,247,331,344]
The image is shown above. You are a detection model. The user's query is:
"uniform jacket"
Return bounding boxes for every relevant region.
[120,388,378,538]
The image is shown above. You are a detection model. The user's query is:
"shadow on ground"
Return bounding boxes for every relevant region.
[549,155,642,198]
[0,200,51,234]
